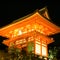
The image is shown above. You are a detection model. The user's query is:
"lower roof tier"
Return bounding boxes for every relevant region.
[2,31,54,46]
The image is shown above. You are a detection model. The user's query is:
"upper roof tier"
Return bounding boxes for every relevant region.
[0,7,60,38]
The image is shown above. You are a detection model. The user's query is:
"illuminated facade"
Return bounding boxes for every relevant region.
[0,7,60,58]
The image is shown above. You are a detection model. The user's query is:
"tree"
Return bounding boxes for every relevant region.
[48,46,60,60]
[6,42,46,60]
[56,50,60,60]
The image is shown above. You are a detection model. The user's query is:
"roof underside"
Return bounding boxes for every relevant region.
[2,31,54,46]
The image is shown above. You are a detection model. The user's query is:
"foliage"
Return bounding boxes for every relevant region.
[48,46,60,60]
[27,42,34,53]
[56,50,60,60]
[0,43,46,60]
[8,42,44,60]
[7,46,46,60]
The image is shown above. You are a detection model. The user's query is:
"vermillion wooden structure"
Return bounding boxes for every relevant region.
[0,7,60,58]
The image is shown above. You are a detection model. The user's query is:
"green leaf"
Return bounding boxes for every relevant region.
[27,42,34,53]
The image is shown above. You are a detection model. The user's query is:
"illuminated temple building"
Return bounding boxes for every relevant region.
[0,7,60,58]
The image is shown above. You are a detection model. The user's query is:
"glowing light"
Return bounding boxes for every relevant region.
[18,30,22,35]
[42,43,46,46]
[15,39,26,45]
[36,41,41,44]
[42,46,46,56]
[13,29,19,37]
[23,39,26,43]
[15,40,22,45]
[28,37,34,42]
[35,44,41,54]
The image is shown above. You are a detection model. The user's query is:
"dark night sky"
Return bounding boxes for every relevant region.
[0,0,60,50]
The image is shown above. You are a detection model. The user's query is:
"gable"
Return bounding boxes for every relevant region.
[39,7,50,20]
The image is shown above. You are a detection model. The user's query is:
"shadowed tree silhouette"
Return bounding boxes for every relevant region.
[56,50,60,60]
[0,36,8,50]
